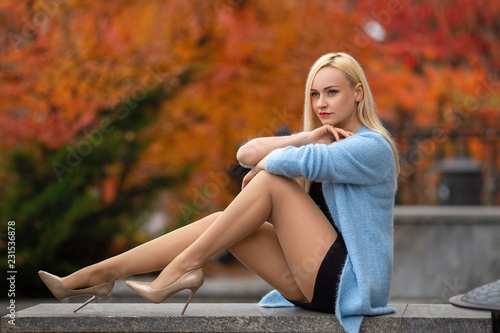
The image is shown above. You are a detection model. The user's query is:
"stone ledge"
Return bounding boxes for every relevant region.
[1,303,492,333]
[393,206,500,224]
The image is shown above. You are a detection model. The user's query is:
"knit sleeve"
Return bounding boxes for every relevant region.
[265,131,395,185]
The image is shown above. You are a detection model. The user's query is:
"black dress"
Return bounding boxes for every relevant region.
[287,182,348,313]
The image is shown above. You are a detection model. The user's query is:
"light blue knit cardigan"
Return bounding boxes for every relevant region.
[258,126,397,333]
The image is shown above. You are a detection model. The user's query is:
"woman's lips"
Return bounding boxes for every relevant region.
[318,112,333,118]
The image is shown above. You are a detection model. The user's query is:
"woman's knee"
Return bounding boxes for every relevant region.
[210,211,224,219]
[254,171,301,194]
[255,171,295,187]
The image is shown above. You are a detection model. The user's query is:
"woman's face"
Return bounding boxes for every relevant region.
[310,66,363,132]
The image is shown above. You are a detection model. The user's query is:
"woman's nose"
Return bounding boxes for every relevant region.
[317,95,327,108]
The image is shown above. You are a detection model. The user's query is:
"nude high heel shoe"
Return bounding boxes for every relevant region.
[125,267,204,315]
[38,270,115,313]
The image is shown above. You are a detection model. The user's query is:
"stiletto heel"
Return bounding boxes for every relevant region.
[73,295,97,313]
[126,267,204,315]
[181,287,200,315]
[38,270,114,313]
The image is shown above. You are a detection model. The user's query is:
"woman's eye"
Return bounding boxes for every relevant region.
[327,89,338,95]
[311,92,319,97]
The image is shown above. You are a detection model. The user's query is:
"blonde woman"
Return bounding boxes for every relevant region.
[39,52,399,333]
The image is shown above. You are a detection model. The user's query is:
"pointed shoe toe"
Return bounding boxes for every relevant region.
[38,270,115,312]
[126,268,204,314]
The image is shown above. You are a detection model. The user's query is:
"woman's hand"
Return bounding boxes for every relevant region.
[241,169,256,190]
[241,156,267,190]
[309,125,354,144]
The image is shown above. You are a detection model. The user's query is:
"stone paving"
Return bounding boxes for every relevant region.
[1,302,492,333]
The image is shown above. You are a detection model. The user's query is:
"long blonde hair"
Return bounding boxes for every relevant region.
[299,52,400,191]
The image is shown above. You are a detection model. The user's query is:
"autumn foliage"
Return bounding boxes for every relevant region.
[0,0,499,293]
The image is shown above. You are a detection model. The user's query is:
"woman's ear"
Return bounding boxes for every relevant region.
[355,83,364,102]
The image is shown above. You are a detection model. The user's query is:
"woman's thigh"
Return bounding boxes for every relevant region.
[230,172,338,303]
[229,223,308,302]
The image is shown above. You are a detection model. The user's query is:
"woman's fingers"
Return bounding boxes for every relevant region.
[241,170,256,190]
[336,128,353,138]
[312,125,355,144]
[331,127,340,141]
[326,125,352,141]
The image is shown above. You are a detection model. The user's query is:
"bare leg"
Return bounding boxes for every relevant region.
[62,212,306,301]
[151,172,337,302]
[62,212,222,290]
[228,223,324,302]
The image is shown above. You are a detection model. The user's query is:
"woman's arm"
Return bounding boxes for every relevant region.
[236,132,311,167]
[265,131,396,185]
[237,125,352,167]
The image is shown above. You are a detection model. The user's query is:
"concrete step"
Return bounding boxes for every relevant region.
[1,303,492,332]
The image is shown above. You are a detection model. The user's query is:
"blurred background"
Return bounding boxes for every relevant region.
[0,0,499,299]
